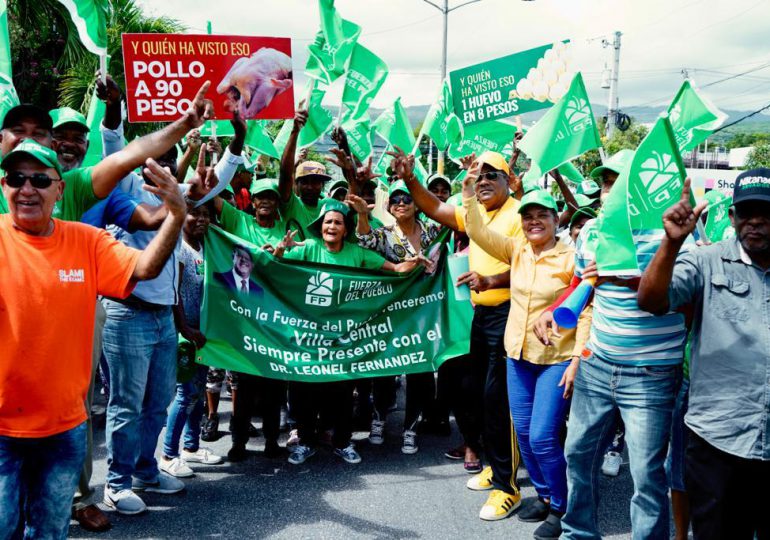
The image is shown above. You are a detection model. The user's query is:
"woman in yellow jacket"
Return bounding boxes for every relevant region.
[461,164,592,540]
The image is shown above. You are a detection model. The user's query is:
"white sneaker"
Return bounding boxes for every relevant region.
[182,448,223,465]
[287,429,300,448]
[103,486,147,515]
[401,429,418,454]
[159,456,194,478]
[369,420,385,445]
[601,451,622,477]
[133,471,186,493]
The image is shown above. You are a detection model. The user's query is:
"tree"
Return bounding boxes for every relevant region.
[746,142,770,169]
[575,117,648,176]
[9,0,184,138]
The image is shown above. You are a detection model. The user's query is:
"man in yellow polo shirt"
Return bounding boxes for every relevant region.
[394,147,524,521]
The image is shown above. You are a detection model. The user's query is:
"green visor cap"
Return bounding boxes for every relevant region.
[574,194,594,208]
[577,178,601,197]
[308,198,354,239]
[249,179,280,197]
[49,107,89,131]
[427,174,451,190]
[589,149,634,180]
[518,189,558,214]
[569,206,598,228]
[1,139,63,178]
[326,178,349,196]
[388,179,410,198]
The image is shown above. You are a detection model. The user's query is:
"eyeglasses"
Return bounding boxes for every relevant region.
[389,194,413,205]
[5,171,61,189]
[476,171,505,182]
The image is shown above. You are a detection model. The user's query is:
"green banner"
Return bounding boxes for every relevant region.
[199,226,472,382]
[449,41,570,125]
[447,119,517,161]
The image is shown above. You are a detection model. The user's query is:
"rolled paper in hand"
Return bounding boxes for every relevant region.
[447,252,470,301]
[553,277,596,329]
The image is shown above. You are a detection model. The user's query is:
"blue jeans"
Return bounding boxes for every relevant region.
[666,377,690,492]
[163,364,208,458]
[506,358,571,512]
[102,300,177,490]
[562,353,680,540]
[0,423,87,540]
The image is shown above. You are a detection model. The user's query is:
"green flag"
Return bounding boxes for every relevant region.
[557,161,584,185]
[272,119,293,158]
[667,79,727,152]
[245,120,279,159]
[373,98,418,155]
[81,91,105,167]
[57,0,109,55]
[518,73,601,174]
[447,120,517,161]
[702,191,734,242]
[199,120,235,138]
[200,226,472,382]
[422,80,463,151]
[299,85,333,148]
[341,44,388,120]
[595,115,686,276]
[305,0,362,85]
[341,114,373,162]
[0,0,19,126]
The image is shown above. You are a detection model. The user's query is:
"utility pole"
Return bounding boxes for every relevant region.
[604,31,622,137]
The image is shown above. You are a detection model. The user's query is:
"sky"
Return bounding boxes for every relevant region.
[137,0,770,114]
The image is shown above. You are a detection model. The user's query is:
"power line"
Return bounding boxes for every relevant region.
[713,102,770,133]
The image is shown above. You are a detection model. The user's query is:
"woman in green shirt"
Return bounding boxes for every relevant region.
[213,180,286,249]
[274,199,419,466]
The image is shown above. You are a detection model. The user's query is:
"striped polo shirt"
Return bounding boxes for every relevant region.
[574,219,687,366]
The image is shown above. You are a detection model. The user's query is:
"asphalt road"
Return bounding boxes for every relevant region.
[70,384,637,540]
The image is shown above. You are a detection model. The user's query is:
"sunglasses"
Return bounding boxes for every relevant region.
[477,171,505,182]
[5,171,61,189]
[389,194,413,205]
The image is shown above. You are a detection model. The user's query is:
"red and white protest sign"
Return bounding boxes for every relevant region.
[121,34,295,123]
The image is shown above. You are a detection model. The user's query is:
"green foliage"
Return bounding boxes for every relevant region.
[724,132,770,149]
[574,117,648,176]
[746,142,770,169]
[9,0,184,138]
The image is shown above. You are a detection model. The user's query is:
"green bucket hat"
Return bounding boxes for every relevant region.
[249,179,280,198]
[388,179,410,198]
[577,178,601,197]
[518,190,558,214]
[569,206,598,229]
[1,139,63,178]
[307,198,355,240]
[589,149,634,180]
[49,107,89,132]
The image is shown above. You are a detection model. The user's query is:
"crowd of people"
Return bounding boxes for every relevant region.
[0,71,768,540]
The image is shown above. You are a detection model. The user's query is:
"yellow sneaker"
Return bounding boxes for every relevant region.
[479,489,521,521]
[466,465,494,491]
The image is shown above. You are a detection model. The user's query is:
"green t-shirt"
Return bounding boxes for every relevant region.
[281,194,325,235]
[283,238,386,269]
[219,203,285,247]
[0,166,98,220]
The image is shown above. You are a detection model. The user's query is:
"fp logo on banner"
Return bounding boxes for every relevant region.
[305,271,334,307]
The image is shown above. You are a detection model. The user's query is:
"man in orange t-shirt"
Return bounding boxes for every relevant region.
[0,140,187,539]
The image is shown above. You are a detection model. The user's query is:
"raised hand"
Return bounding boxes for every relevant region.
[187,143,219,201]
[662,178,707,243]
[183,81,214,129]
[459,152,477,171]
[186,129,202,152]
[142,159,187,218]
[277,229,305,252]
[95,73,122,107]
[346,193,374,215]
[206,138,223,158]
[326,148,354,175]
[462,160,481,198]
[356,156,382,185]
[385,146,415,181]
[231,108,247,137]
[293,100,309,132]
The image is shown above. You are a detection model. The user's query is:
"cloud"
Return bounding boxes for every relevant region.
[136,0,770,114]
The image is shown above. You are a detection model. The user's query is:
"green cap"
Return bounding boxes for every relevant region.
[249,179,279,197]
[427,173,451,190]
[1,139,63,178]
[569,206,598,229]
[308,198,354,240]
[518,190,558,214]
[49,107,89,132]
[326,178,349,197]
[574,194,594,208]
[577,178,601,197]
[589,149,634,180]
[388,179,410,198]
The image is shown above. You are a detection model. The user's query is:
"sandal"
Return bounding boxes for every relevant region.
[464,459,483,473]
[444,445,466,460]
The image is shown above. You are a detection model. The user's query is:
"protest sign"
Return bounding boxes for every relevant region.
[449,41,571,126]
[199,227,472,382]
[121,33,295,122]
